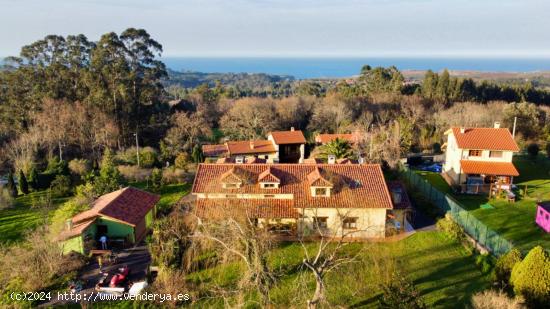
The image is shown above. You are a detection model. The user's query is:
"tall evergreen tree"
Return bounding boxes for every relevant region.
[18,170,29,195]
[7,172,18,197]
[93,148,125,195]
[192,144,204,163]
[27,166,39,191]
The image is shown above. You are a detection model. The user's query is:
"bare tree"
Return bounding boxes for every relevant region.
[297,207,375,309]
[189,200,278,307]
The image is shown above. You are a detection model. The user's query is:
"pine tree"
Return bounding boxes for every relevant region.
[192,144,204,163]
[18,170,29,195]
[28,166,39,191]
[93,148,126,195]
[7,172,18,197]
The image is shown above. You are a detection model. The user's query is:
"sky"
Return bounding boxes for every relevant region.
[1,0,550,58]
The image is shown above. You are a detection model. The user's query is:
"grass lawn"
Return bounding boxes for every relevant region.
[415,155,550,252]
[129,182,191,213]
[0,182,190,245]
[180,231,489,308]
[0,190,69,244]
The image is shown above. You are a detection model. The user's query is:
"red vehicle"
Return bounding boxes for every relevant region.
[109,265,130,287]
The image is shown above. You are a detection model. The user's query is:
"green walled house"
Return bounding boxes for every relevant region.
[58,187,160,255]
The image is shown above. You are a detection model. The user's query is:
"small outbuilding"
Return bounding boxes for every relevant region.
[58,187,160,254]
[535,202,550,233]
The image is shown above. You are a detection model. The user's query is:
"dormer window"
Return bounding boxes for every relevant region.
[220,167,243,189]
[307,167,333,197]
[223,183,241,189]
[261,183,279,189]
[315,188,329,196]
[258,167,280,189]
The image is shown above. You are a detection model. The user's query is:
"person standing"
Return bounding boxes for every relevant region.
[99,235,108,250]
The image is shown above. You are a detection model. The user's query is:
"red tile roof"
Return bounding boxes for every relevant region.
[216,157,267,164]
[307,167,333,187]
[227,140,276,155]
[195,199,299,219]
[72,187,160,226]
[315,134,355,144]
[220,167,243,184]
[258,167,280,183]
[460,160,519,176]
[202,144,228,157]
[192,164,393,213]
[450,127,519,151]
[269,130,306,145]
[57,219,95,241]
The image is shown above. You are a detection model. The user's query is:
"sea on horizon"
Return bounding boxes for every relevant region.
[162,56,550,79]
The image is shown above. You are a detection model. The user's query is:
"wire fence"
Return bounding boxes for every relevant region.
[401,167,513,257]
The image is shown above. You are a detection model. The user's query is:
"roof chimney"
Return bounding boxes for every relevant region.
[328,154,336,164]
[249,140,254,149]
[290,127,295,131]
[460,127,465,134]
[494,121,501,129]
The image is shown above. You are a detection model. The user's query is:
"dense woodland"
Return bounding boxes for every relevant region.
[1,29,550,175]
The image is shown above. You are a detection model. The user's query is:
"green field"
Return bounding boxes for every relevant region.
[0,183,189,245]
[415,155,550,252]
[87,231,488,309]
[188,231,488,308]
[0,190,69,244]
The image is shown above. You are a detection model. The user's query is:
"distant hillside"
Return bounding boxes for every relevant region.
[165,69,295,89]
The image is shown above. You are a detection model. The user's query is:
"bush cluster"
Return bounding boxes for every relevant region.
[436,214,464,242]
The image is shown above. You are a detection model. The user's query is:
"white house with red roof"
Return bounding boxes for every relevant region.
[191,162,407,238]
[442,122,520,192]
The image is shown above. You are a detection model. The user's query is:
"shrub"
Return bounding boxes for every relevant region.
[436,214,464,242]
[68,159,91,176]
[471,289,525,309]
[526,143,539,159]
[18,170,29,195]
[117,165,152,182]
[379,272,426,309]
[116,146,158,167]
[510,246,550,306]
[50,174,72,197]
[493,249,522,285]
[0,186,15,210]
[174,152,190,169]
[546,142,550,158]
[50,198,91,236]
[475,253,494,275]
[0,227,73,292]
[162,168,186,184]
[151,168,163,192]
[45,157,69,175]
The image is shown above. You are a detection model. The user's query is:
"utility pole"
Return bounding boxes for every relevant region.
[134,131,140,167]
[512,116,517,138]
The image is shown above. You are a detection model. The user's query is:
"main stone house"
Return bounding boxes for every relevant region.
[191,163,408,238]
